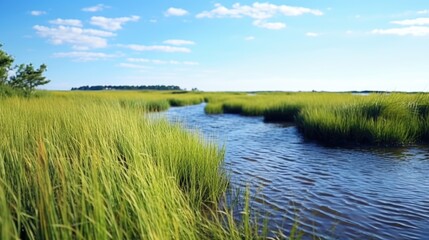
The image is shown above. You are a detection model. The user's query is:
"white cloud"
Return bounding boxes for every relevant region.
[82,4,110,12]
[253,20,285,30]
[163,39,195,45]
[49,18,82,27]
[90,15,140,31]
[81,29,115,37]
[127,58,151,63]
[53,51,116,61]
[417,10,429,15]
[33,25,116,50]
[120,44,191,53]
[165,7,189,17]
[31,10,46,16]
[127,58,198,65]
[245,36,255,41]
[196,3,323,19]
[306,32,320,37]
[118,63,151,69]
[391,17,429,26]
[371,26,429,36]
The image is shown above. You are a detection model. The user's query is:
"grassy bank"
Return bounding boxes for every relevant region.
[52,90,205,110]
[49,90,429,146]
[6,89,417,238]
[0,94,285,239]
[203,92,429,146]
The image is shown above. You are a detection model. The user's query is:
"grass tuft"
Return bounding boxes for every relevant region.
[0,93,295,239]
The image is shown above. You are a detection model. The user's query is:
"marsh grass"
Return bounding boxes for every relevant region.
[295,95,424,145]
[204,103,224,114]
[0,95,293,239]
[168,95,205,107]
[263,104,302,122]
[110,90,429,146]
[119,99,170,112]
[203,92,429,146]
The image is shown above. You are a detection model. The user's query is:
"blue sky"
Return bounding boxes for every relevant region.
[1,1,429,91]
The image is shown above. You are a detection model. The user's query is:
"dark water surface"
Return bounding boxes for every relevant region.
[161,104,429,239]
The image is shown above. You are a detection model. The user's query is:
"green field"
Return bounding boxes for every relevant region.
[0,93,287,239]
[1,90,428,239]
[202,92,429,146]
[44,90,429,146]
[94,90,427,146]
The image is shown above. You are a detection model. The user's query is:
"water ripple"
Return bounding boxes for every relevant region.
[162,104,429,240]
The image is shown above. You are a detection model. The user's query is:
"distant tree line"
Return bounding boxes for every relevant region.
[71,85,183,91]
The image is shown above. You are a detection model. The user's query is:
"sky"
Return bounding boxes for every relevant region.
[1,1,429,91]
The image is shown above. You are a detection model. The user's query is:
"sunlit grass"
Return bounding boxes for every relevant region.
[0,95,290,239]
[50,90,429,146]
[203,92,429,146]
[119,99,170,112]
[295,94,425,145]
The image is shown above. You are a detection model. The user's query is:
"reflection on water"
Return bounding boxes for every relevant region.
[160,104,429,240]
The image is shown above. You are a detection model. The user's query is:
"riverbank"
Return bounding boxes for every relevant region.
[0,94,285,239]
[52,90,429,146]
[202,92,429,146]
[162,103,429,239]
[2,91,428,238]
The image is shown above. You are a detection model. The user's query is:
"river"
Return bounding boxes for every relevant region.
[161,103,429,239]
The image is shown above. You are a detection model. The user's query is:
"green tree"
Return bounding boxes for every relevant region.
[0,44,14,84]
[9,63,50,95]
[1,43,50,97]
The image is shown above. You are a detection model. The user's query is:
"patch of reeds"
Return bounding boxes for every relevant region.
[222,102,244,114]
[296,96,422,146]
[263,104,302,122]
[204,103,224,114]
[20,92,428,149]
[167,93,205,107]
[119,99,170,112]
[203,92,429,146]
[0,96,293,239]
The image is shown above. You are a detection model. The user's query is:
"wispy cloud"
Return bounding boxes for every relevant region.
[372,17,429,37]
[196,3,322,30]
[245,36,255,41]
[165,7,189,17]
[391,18,429,26]
[49,18,82,27]
[82,4,110,12]
[306,32,320,37]
[417,10,429,15]
[30,10,46,16]
[119,44,191,53]
[53,51,117,61]
[372,26,429,36]
[118,63,152,69]
[196,3,323,19]
[127,58,198,65]
[33,25,116,50]
[253,20,285,30]
[90,15,140,31]
[163,39,195,45]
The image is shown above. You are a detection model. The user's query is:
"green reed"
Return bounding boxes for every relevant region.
[0,95,293,239]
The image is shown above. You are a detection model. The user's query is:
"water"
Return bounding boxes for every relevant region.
[160,103,429,239]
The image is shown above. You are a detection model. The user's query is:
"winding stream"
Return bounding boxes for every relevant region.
[162,103,429,239]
